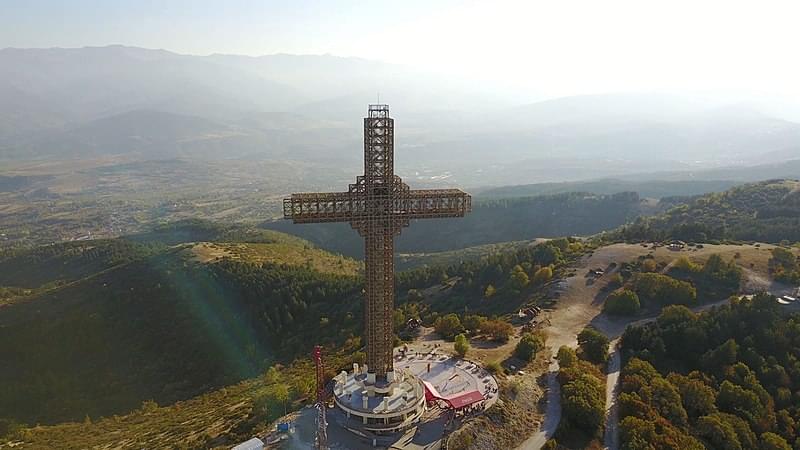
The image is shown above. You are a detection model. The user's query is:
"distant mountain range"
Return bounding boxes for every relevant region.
[2,46,799,187]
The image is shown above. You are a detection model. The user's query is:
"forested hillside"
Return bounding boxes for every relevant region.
[616,180,800,244]
[265,191,646,257]
[619,295,800,449]
[0,224,364,425]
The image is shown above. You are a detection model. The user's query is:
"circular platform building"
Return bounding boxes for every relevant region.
[332,364,426,434]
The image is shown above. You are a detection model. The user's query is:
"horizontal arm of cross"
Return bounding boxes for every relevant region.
[283,188,471,224]
[399,189,471,220]
[283,191,355,223]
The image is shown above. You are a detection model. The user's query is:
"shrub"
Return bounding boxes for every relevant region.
[561,373,605,433]
[454,333,469,358]
[557,346,578,368]
[533,266,554,285]
[769,248,800,283]
[510,265,530,289]
[482,319,514,342]
[485,360,504,375]
[578,327,610,364]
[462,314,485,334]
[434,313,464,340]
[603,289,641,316]
[674,256,699,272]
[633,273,696,306]
[515,332,545,362]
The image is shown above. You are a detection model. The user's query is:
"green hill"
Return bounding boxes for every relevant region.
[616,179,800,243]
[0,223,363,426]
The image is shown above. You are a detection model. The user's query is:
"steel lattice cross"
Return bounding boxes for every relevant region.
[284,104,471,381]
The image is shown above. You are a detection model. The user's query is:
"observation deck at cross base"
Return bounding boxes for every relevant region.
[331,364,426,434]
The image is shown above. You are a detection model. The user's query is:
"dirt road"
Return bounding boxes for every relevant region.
[517,245,628,450]
[603,340,621,450]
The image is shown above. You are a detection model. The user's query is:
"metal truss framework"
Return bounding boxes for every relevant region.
[284,105,471,380]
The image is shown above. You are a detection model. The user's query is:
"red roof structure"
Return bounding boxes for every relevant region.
[443,390,485,409]
[422,380,484,410]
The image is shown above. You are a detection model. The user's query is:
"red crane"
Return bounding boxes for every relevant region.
[313,345,328,450]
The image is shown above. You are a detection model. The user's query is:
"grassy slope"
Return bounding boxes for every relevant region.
[193,241,362,276]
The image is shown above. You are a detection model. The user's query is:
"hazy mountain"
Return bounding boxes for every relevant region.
[0,46,299,121]
[2,46,799,186]
[404,94,800,166]
[0,85,66,139]
[2,109,360,160]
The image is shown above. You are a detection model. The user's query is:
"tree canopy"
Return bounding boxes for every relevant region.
[604,289,641,316]
[619,294,800,449]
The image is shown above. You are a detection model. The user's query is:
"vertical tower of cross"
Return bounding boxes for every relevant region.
[284,105,471,382]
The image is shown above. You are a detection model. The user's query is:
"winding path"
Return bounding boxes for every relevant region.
[603,340,621,450]
[516,245,630,450]
[517,360,561,449]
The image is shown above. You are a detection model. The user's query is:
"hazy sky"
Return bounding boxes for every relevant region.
[3,0,800,96]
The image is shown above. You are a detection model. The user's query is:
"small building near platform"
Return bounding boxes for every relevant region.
[232,437,264,450]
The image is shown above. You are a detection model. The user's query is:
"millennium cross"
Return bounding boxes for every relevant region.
[284,104,471,382]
